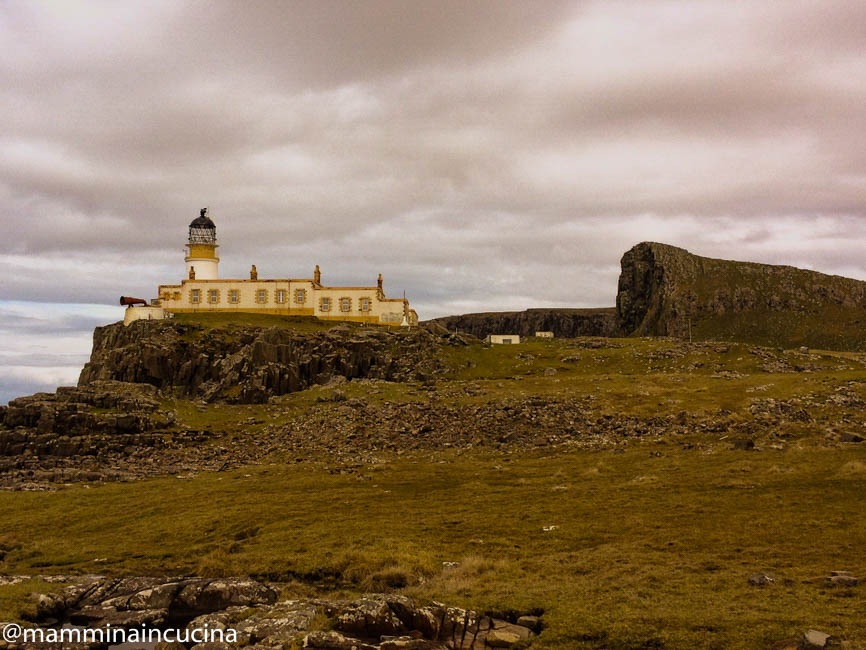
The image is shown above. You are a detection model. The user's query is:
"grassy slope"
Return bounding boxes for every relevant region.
[691,305,866,351]
[1,449,865,647]
[2,335,866,648]
[170,312,357,332]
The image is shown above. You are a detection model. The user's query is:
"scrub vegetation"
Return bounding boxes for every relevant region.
[2,332,866,648]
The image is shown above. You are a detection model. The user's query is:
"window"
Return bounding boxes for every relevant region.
[256,289,268,304]
[502,338,513,344]
[208,289,220,304]
[228,289,240,304]
[320,297,331,312]
[276,289,287,304]
[340,297,352,312]
[359,297,371,312]
[190,289,201,304]
[294,288,306,304]
[173,291,181,300]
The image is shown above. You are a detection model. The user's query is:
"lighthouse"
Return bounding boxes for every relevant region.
[151,207,419,326]
[185,208,219,280]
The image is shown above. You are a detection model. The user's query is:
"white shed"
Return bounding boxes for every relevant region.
[485,334,520,344]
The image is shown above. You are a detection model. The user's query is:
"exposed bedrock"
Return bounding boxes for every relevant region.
[616,242,866,349]
[15,576,541,649]
[77,321,470,404]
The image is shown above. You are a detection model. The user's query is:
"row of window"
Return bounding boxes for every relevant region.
[187,288,308,305]
[255,288,303,305]
[318,296,372,313]
[187,288,372,312]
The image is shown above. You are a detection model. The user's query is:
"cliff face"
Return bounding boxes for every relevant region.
[616,242,866,349]
[78,320,461,403]
[426,308,617,340]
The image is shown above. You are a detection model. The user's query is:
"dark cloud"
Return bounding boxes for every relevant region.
[0,301,117,404]
[2,1,866,398]
[0,378,57,406]
[0,305,113,336]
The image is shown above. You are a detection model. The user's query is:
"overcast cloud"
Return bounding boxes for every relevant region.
[2,1,866,401]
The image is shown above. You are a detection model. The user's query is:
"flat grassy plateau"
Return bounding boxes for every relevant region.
[2,330,865,649]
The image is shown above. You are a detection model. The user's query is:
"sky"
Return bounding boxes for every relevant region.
[2,0,866,402]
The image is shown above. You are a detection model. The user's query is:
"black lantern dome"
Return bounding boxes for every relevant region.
[188,208,217,244]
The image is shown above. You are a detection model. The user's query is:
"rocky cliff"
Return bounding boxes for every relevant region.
[617,242,866,349]
[426,308,617,340]
[78,320,466,404]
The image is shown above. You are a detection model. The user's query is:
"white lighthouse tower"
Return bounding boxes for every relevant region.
[185,208,219,280]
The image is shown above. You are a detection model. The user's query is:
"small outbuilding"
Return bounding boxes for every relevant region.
[123,305,168,326]
[535,331,554,338]
[485,334,520,344]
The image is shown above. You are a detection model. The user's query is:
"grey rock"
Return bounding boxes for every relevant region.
[486,622,533,647]
[516,615,541,632]
[174,578,277,613]
[799,629,832,649]
[335,596,408,638]
[748,573,775,586]
[304,630,378,649]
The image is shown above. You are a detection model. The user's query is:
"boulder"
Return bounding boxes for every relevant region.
[47,577,277,626]
[748,573,775,587]
[335,596,408,638]
[826,573,859,587]
[516,615,541,632]
[174,579,278,614]
[304,630,378,649]
[798,629,832,649]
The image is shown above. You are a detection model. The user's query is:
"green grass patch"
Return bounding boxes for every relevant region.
[1,446,865,647]
[0,579,64,623]
[171,312,387,334]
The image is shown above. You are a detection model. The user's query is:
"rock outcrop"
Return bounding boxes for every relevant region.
[426,308,617,340]
[78,321,463,404]
[32,576,278,629]
[0,381,225,487]
[0,382,172,439]
[616,242,866,349]
[0,381,175,473]
[11,577,540,649]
